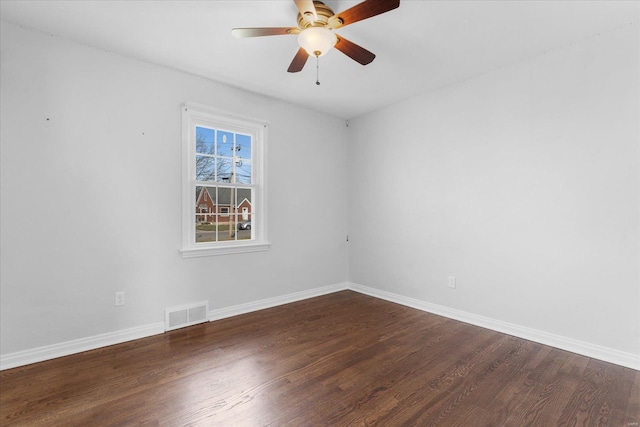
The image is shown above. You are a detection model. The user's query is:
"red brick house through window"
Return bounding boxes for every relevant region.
[195,187,252,225]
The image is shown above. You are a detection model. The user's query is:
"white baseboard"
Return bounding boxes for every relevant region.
[0,322,165,371]
[208,282,349,321]
[3,281,636,372]
[0,282,349,371]
[347,282,639,371]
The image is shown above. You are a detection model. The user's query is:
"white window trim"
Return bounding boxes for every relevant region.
[180,102,270,258]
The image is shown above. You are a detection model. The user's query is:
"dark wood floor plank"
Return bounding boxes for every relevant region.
[1,291,638,426]
[624,370,640,427]
[405,337,531,425]
[492,346,570,426]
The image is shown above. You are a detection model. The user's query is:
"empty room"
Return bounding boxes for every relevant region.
[0,0,638,425]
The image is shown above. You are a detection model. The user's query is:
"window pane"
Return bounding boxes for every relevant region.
[235,160,252,184]
[217,131,234,157]
[195,218,216,243]
[217,159,232,183]
[236,188,252,208]
[235,134,252,184]
[236,188,252,240]
[196,127,214,155]
[195,155,216,181]
[195,186,215,242]
[216,187,234,241]
[236,134,252,160]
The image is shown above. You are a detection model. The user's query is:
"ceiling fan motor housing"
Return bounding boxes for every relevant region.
[297,1,338,28]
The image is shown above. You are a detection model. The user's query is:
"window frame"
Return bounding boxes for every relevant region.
[181,102,269,257]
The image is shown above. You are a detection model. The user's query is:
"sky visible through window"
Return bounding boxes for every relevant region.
[196,126,252,184]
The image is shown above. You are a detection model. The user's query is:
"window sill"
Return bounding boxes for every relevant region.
[180,241,271,258]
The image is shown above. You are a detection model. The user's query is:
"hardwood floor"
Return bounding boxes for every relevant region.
[1,291,638,426]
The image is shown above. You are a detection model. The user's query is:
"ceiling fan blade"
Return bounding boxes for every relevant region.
[334,35,375,65]
[328,0,400,29]
[293,0,317,23]
[232,27,300,38]
[287,48,309,73]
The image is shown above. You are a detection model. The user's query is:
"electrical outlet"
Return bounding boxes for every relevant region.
[448,276,456,289]
[115,291,125,306]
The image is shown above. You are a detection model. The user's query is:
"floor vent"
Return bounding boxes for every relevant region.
[165,301,209,331]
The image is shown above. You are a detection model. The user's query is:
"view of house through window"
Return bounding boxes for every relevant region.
[194,126,253,243]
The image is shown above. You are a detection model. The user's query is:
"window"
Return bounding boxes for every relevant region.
[181,103,269,257]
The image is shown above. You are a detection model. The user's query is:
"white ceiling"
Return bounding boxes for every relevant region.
[1,0,638,119]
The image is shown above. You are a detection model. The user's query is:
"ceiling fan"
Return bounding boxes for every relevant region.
[231,0,400,73]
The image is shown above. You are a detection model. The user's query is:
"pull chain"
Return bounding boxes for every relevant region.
[316,55,320,86]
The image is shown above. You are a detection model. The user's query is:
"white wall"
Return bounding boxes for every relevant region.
[347,25,639,360]
[0,22,348,357]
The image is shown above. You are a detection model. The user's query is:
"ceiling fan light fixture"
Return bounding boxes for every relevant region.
[297,27,337,57]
